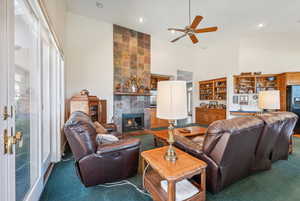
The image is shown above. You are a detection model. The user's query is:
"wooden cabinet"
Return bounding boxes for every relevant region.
[199,77,227,100]
[278,72,300,111]
[147,108,169,129]
[69,94,107,123]
[285,72,300,85]
[196,107,226,125]
[150,74,171,90]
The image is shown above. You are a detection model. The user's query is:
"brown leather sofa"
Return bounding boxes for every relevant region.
[64,111,141,187]
[174,112,298,193]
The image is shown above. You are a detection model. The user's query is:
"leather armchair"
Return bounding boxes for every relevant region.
[64,111,141,187]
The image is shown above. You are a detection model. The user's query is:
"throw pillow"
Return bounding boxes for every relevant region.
[96,134,119,145]
[94,121,108,134]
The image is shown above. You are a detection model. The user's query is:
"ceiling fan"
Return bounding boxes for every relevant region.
[168,0,218,44]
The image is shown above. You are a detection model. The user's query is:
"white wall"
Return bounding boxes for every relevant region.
[239,32,300,74]
[65,13,114,121]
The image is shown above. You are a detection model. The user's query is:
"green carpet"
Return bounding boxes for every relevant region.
[40,136,300,201]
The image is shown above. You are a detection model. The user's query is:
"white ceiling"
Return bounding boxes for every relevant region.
[66,0,300,46]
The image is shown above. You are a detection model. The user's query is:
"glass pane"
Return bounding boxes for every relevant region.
[41,39,51,163]
[15,0,39,200]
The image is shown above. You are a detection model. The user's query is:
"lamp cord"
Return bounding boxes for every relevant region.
[96,163,151,198]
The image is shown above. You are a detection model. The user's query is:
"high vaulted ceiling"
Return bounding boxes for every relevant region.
[67,0,300,46]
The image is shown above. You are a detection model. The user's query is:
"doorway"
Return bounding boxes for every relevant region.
[177,70,193,126]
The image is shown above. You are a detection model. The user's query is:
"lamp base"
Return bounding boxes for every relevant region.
[164,146,177,162]
[164,120,177,162]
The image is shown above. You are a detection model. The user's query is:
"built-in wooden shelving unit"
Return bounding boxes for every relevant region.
[233,74,278,94]
[199,77,227,100]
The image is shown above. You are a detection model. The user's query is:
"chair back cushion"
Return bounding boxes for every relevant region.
[203,116,264,188]
[64,111,98,161]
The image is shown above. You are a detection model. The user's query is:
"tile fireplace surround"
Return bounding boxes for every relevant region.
[113,25,151,132]
[114,95,150,132]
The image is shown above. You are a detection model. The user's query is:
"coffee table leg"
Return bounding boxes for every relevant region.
[154,137,158,147]
[168,181,176,201]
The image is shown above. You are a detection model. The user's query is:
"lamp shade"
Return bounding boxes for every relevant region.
[157,81,188,120]
[258,90,280,110]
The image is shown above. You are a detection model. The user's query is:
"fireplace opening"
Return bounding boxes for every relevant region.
[122,113,144,132]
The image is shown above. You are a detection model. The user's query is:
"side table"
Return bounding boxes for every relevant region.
[141,146,207,201]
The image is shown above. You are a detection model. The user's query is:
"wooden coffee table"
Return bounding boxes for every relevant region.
[151,126,207,146]
[141,146,207,201]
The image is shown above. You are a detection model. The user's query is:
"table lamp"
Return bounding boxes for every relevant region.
[258,90,280,113]
[157,81,188,162]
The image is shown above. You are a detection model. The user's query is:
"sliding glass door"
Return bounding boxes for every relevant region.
[41,28,51,174]
[14,0,40,200]
[0,0,10,200]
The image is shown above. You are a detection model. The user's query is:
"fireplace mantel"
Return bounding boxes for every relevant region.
[114,92,150,96]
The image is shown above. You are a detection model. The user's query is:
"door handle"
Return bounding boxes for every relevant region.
[2,106,10,120]
[3,129,9,154]
[3,130,23,154]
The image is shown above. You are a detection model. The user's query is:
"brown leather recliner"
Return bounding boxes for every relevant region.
[270,112,298,162]
[64,111,141,187]
[175,117,265,193]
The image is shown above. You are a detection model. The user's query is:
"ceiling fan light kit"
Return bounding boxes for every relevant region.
[168,0,218,44]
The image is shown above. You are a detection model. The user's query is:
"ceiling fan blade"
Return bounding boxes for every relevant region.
[170,34,187,43]
[195,26,218,33]
[168,28,186,32]
[189,34,199,44]
[190,16,203,29]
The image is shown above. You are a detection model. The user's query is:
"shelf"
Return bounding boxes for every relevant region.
[144,169,205,201]
[199,77,227,101]
[114,92,150,96]
[234,73,279,94]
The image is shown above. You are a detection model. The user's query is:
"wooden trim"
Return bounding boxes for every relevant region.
[37,0,64,58]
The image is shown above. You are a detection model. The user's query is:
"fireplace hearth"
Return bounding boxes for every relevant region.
[122,113,144,132]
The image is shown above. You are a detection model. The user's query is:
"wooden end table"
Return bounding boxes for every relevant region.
[151,126,207,146]
[141,146,207,201]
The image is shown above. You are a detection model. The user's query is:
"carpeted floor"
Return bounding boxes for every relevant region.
[40,135,300,201]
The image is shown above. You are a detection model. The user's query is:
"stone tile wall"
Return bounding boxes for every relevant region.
[113,25,151,132]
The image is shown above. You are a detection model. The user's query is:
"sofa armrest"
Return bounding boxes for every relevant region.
[174,134,203,156]
[97,138,140,155]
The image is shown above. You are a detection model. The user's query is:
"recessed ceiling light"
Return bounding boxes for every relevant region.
[257,23,265,28]
[139,17,144,23]
[171,30,175,34]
